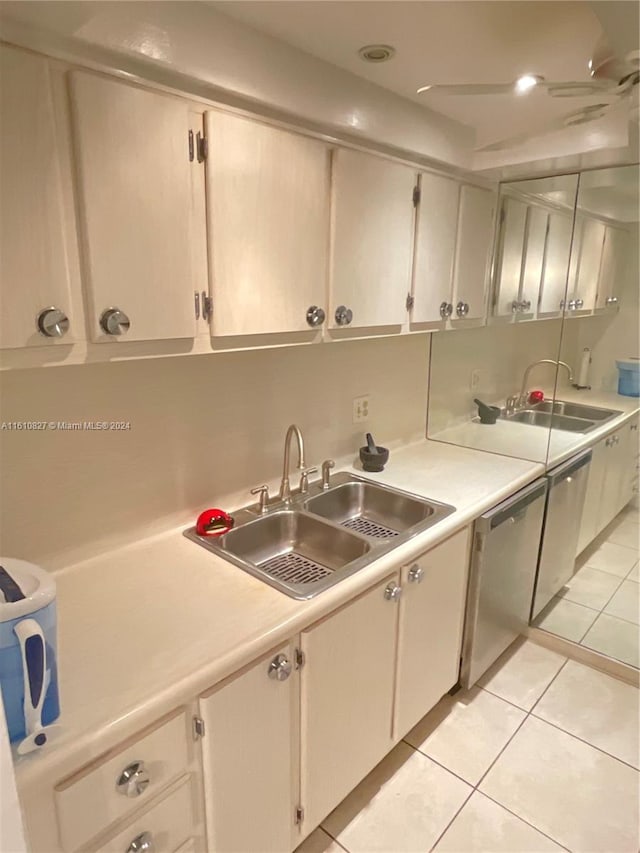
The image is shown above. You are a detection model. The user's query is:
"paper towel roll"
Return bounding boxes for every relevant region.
[576,347,591,388]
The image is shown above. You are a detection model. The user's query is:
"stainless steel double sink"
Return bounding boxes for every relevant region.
[185,473,454,599]
[502,399,622,433]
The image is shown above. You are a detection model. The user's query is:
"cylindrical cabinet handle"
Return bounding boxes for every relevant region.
[407,565,424,584]
[267,653,292,681]
[116,761,150,798]
[306,306,325,327]
[440,301,453,318]
[37,307,69,338]
[126,832,154,853]
[100,307,131,336]
[456,301,469,317]
[384,583,402,601]
[334,305,353,326]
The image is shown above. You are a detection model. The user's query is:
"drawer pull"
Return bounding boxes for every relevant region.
[126,831,154,853]
[117,761,150,798]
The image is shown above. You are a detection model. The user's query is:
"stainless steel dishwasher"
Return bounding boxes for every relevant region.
[460,478,548,688]
[531,449,592,620]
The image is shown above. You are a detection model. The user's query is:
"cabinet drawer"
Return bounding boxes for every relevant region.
[56,712,189,851]
[94,777,193,853]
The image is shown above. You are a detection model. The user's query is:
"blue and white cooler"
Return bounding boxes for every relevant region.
[0,558,60,754]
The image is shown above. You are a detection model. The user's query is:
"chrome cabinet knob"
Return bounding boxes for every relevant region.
[520,299,531,311]
[606,296,619,306]
[407,565,424,584]
[116,761,150,798]
[456,301,469,317]
[574,298,584,309]
[440,301,453,318]
[384,583,402,601]
[126,832,154,853]
[37,307,69,338]
[510,300,520,314]
[268,653,292,681]
[100,307,131,336]
[334,305,353,326]
[306,305,326,327]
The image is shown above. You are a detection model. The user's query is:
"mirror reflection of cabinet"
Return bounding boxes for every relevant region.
[538,211,574,316]
[563,216,606,315]
[596,225,628,311]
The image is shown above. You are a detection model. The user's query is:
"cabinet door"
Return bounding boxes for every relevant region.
[205,111,330,336]
[0,46,76,349]
[301,576,399,831]
[451,185,496,321]
[493,197,527,317]
[69,72,197,342]
[576,438,607,556]
[411,172,459,323]
[572,217,605,313]
[330,148,415,329]
[596,226,628,310]
[539,211,573,316]
[520,206,548,317]
[199,642,297,853]
[616,417,639,514]
[394,528,470,739]
[596,430,626,536]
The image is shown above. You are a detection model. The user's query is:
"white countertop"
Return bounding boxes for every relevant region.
[15,439,545,789]
[432,387,640,467]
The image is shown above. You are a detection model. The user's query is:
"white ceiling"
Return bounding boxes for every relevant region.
[212,1,637,152]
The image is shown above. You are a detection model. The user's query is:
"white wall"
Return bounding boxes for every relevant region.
[0,335,430,571]
[428,319,566,433]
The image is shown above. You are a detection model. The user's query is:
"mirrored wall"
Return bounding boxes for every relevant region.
[533,164,639,669]
[427,174,579,463]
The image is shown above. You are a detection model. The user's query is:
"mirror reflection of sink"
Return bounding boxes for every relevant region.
[507,410,594,432]
[305,481,450,540]
[531,400,622,421]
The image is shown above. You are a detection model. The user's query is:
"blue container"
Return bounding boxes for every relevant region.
[0,558,60,754]
[616,359,640,397]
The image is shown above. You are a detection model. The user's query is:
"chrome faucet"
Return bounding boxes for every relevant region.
[519,359,574,406]
[279,424,305,502]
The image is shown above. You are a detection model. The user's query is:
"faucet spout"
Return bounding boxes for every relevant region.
[519,359,574,405]
[279,425,305,502]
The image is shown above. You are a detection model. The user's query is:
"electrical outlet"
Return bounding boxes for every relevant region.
[470,369,483,391]
[353,395,370,424]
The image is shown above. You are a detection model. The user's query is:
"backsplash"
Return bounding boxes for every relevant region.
[0,334,430,570]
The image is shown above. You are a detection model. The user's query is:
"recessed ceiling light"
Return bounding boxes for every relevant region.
[515,74,543,94]
[358,44,396,63]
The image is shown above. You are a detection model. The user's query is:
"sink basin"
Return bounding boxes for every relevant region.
[531,400,622,421]
[507,410,595,432]
[188,510,371,599]
[305,481,450,540]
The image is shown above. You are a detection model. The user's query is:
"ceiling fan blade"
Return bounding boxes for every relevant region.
[417,83,515,96]
[476,104,613,152]
[545,80,620,97]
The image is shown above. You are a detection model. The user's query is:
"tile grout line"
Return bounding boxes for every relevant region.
[529,712,640,773]
[477,790,571,852]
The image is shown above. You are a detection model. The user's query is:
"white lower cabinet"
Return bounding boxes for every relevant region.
[577,421,639,555]
[300,575,400,833]
[198,642,299,853]
[393,528,471,738]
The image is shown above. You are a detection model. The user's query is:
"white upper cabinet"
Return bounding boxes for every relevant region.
[451,185,496,321]
[520,206,548,317]
[69,72,198,342]
[0,46,76,349]
[492,197,527,317]
[565,216,605,315]
[411,172,460,324]
[538,210,574,316]
[205,111,330,337]
[329,148,416,330]
[596,225,628,310]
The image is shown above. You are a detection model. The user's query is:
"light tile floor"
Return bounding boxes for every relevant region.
[296,640,640,853]
[536,505,639,668]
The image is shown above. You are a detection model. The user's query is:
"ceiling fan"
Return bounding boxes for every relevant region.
[417,40,640,151]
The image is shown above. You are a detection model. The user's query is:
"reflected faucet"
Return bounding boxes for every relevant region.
[519,360,574,407]
[279,424,305,502]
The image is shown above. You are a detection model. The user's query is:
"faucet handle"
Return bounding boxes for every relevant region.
[299,467,318,494]
[250,484,270,514]
[321,459,335,490]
